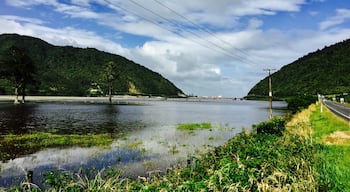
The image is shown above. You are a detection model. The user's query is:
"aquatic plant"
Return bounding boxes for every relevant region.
[126,140,143,149]
[0,132,114,161]
[177,122,212,130]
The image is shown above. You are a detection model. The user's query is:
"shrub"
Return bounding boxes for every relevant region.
[253,117,286,136]
[286,95,317,113]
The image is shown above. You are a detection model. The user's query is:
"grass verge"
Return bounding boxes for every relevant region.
[310,104,350,191]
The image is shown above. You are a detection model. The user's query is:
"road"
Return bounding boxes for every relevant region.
[323,100,350,121]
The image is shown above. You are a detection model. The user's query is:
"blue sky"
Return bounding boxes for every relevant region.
[1,0,350,97]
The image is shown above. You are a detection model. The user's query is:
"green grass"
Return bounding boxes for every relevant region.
[310,104,350,191]
[310,104,349,143]
[177,122,212,130]
[0,132,114,161]
[316,145,350,191]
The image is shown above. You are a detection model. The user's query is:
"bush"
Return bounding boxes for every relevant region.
[286,95,317,113]
[253,117,285,136]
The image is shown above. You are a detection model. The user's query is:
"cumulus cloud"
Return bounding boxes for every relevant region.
[1,0,350,97]
[0,15,127,55]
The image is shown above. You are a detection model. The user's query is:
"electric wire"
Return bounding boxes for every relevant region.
[152,0,258,65]
[127,0,250,61]
[106,0,254,63]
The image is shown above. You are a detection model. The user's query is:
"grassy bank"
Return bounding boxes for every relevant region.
[4,103,350,191]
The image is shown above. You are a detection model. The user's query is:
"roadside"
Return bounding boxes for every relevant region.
[310,103,350,191]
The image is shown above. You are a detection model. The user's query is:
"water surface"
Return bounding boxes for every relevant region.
[0,99,287,188]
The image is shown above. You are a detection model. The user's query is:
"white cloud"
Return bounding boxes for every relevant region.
[2,0,350,97]
[0,15,127,55]
[71,0,91,7]
[320,9,350,30]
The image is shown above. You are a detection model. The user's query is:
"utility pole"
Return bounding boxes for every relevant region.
[264,69,275,120]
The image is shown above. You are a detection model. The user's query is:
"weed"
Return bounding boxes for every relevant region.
[169,145,179,154]
[126,140,143,149]
[253,116,285,136]
[177,123,212,130]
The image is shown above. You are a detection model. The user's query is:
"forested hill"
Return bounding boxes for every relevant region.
[0,34,184,97]
[247,38,350,98]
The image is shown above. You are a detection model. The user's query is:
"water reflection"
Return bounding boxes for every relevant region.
[0,99,287,188]
[0,104,38,134]
[0,146,148,188]
[0,103,146,135]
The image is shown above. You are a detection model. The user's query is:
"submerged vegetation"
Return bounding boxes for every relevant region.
[0,132,113,161]
[3,102,350,191]
[177,122,212,130]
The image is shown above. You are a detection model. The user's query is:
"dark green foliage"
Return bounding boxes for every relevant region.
[248,38,350,97]
[0,45,36,102]
[0,34,184,97]
[286,95,317,113]
[43,171,75,190]
[253,117,286,136]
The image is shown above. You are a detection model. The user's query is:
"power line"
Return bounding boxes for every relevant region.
[151,0,259,66]
[106,0,254,63]
[104,0,215,52]
[128,0,249,61]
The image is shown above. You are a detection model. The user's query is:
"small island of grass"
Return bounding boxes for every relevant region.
[177,122,212,130]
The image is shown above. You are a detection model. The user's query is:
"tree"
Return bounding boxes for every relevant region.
[0,46,36,104]
[102,61,118,104]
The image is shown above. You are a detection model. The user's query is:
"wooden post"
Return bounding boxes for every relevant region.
[26,170,33,183]
[264,69,275,120]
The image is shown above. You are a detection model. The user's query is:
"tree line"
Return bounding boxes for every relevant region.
[0,34,184,101]
[0,45,118,104]
[247,38,350,98]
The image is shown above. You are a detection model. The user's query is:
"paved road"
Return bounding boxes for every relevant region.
[323,100,350,120]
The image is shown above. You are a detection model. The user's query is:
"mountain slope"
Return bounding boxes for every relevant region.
[247,39,350,98]
[0,34,184,97]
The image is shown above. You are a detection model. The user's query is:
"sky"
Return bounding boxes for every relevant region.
[0,0,349,97]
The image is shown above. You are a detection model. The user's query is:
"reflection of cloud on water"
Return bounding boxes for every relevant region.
[114,124,237,155]
[0,146,107,178]
[1,124,238,187]
[112,124,239,177]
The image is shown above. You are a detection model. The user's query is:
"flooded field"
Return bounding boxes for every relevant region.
[0,98,287,188]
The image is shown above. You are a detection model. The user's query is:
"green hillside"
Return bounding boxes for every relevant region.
[0,34,184,97]
[247,38,350,98]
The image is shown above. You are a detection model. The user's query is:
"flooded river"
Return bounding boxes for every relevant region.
[0,98,287,188]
